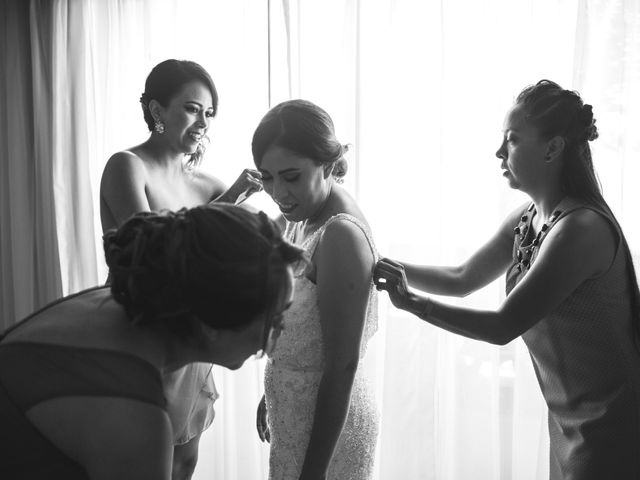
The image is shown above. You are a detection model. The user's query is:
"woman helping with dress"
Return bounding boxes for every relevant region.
[253,100,379,479]
[99,59,262,479]
[374,80,640,479]
[0,204,302,480]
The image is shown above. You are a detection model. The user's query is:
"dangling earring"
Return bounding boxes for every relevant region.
[154,119,165,135]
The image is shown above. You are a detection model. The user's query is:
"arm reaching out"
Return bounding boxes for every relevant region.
[375,208,617,345]
[398,204,526,297]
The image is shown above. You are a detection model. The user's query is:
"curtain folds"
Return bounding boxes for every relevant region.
[0,0,637,478]
[1,0,62,329]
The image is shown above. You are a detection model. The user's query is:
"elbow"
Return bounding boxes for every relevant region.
[457,288,474,299]
[484,312,520,346]
[325,358,359,379]
[487,327,520,346]
[341,359,359,376]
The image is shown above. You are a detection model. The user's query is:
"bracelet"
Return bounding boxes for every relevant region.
[421,298,434,319]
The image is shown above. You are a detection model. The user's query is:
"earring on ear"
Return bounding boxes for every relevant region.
[154,119,165,135]
[324,163,334,179]
[544,154,553,164]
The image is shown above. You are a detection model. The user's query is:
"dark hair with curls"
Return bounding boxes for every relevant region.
[139,59,218,170]
[103,204,304,337]
[516,80,600,206]
[251,99,349,182]
[517,79,640,343]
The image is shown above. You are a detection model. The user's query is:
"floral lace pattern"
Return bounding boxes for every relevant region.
[265,214,379,479]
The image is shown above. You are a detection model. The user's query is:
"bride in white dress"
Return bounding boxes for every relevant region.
[252,99,379,480]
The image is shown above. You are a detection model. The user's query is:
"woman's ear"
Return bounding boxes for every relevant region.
[545,136,566,164]
[148,99,163,124]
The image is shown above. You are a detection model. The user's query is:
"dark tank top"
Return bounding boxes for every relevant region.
[505,200,640,479]
[0,287,166,479]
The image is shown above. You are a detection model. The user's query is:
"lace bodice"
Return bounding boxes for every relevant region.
[264,213,379,480]
[270,214,378,369]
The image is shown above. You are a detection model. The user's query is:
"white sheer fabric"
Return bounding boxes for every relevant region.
[1,0,638,479]
[268,1,640,479]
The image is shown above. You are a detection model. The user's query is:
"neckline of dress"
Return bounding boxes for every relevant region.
[298,213,366,248]
[513,199,568,272]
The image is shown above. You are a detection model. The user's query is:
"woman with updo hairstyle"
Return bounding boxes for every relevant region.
[251,99,350,184]
[0,204,301,480]
[375,80,640,479]
[253,99,380,479]
[99,59,263,479]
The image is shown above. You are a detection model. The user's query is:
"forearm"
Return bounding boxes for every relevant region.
[299,366,357,479]
[211,189,235,204]
[403,292,515,345]
[402,263,471,297]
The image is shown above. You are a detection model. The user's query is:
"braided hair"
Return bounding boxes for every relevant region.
[103,204,304,337]
[517,79,640,343]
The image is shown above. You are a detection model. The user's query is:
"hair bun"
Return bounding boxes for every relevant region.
[582,104,599,142]
[332,154,348,183]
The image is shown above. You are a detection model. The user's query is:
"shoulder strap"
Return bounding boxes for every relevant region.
[0,286,108,341]
[303,213,377,260]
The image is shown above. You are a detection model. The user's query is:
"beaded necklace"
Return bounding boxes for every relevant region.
[513,203,564,274]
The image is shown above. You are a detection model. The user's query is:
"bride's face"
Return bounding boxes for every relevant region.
[258,144,331,223]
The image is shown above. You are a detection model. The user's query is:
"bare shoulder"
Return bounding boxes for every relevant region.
[101,150,147,186]
[544,207,618,276]
[319,215,374,264]
[191,169,227,201]
[555,207,617,246]
[104,150,146,171]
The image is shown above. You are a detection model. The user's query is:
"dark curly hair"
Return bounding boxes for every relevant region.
[103,204,304,337]
[251,99,349,182]
[139,59,218,170]
[515,79,600,206]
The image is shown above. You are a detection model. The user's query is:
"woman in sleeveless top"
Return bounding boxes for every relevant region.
[252,100,379,479]
[0,204,303,480]
[99,59,262,479]
[374,80,640,479]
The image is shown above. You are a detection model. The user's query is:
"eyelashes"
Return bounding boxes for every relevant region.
[185,106,214,118]
[261,175,299,183]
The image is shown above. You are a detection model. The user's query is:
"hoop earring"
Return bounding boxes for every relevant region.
[154,120,165,135]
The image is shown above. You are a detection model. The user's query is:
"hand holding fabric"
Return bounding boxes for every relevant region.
[373,257,414,311]
[219,168,263,204]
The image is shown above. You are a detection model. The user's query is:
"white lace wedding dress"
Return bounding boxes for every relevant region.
[264,213,379,479]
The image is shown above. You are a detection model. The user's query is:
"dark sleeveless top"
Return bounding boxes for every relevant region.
[506,200,640,480]
[0,288,166,479]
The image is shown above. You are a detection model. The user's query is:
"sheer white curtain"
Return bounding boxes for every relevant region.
[1,0,270,478]
[268,1,640,479]
[80,2,273,478]
[1,0,638,478]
